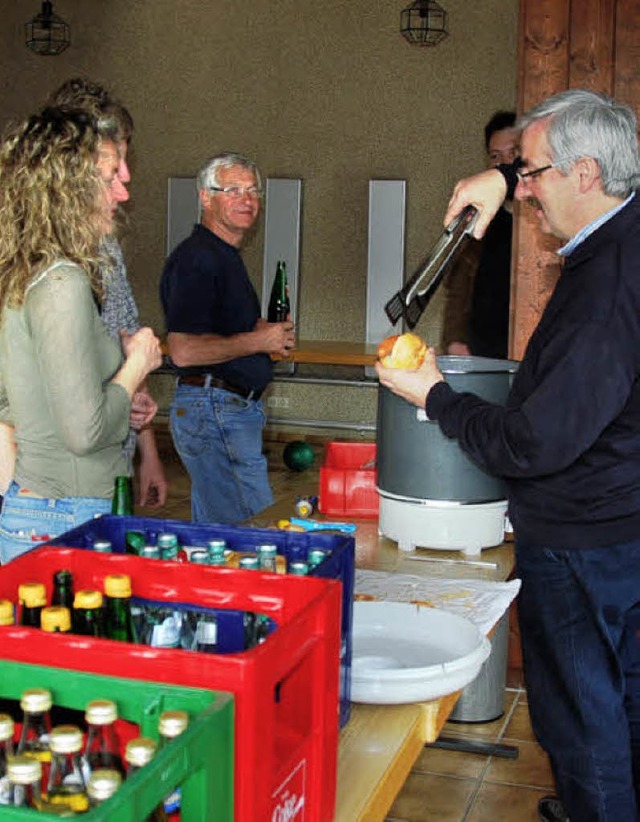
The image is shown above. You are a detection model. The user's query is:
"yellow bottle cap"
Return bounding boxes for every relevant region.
[18,582,46,608]
[41,606,71,633]
[73,589,103,609]
[0,598,14,625]
[20,687,52,713]
[124,737,157,768]
[104,574,132,598]
[158,710,189,739]
[49,724,83,754]
[0,713,14,741]
[85,699,117,725]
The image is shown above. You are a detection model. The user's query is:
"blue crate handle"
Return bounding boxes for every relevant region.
[289,517,357,533]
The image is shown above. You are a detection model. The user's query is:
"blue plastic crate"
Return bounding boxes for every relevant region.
[46,515,354,727]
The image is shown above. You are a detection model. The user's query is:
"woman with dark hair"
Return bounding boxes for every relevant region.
[0,108,161,563]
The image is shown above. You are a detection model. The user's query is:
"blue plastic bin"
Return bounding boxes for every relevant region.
[46,515,354,727]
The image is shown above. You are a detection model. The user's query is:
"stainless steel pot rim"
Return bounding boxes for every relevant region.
[436,355,519,375]
[376,488,507,507]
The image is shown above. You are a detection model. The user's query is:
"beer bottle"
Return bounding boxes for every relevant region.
[189,549,209,565]
[18,582,46,628]
[5,755,42,808]
[125,530,146,556]
[124,738,168,822]
[257,544,278,572]
[41,606,71,634]
[142,606,182,649]
[158,532,187,562]
[83,700,124,779]
[104,574,137,643]
[308,548,328,569]
[111,475,134,515]
[206,539,227,566]
[86,768,122,807]
[51,570,74,610]
[72,589,106,638]
[93,539,113,554]
[289,560,309,575]
[0,713,15,806]
[0,599,15,626]
[140,545,161,559]
[192,608,217,654]
[267,260,290,322]
[158,711,189,820]
[17,688,52,790]
[46,725,89,814]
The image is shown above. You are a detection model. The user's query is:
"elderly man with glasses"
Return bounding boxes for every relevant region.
[378,89,640,822]
[160,152,295,524]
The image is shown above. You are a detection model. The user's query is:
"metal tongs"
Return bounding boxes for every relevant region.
[384,205,478,329]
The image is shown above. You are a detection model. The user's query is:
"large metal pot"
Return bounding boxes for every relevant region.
[376,356,518,503]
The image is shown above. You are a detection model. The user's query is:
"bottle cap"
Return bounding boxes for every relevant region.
[49,724,83,754]
[93,540,113,553]
[74,589,103,609]
[289,561,309,576]
[18,582,46,608]
[206,539,227,553]
[157,533,178,549]
[6,754,42,783]
[20,687,52,713]
[189,550,209,565]
[257,544,278,555]
[0,598,14,625]
[158,710,189,738]
[41,606,71,633]
[85,699,118,725]
[124,736,157,767]
[104,574,132,598]
[0,712,14,741]
[87,768,122,801]
[140,545,160,559]
[238,555,259,570]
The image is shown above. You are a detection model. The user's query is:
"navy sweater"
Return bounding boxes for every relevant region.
[427,194,640,549]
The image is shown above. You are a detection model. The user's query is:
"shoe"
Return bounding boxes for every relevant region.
[538,796,569,822]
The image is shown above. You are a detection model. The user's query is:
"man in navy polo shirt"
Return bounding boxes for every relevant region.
[160,152,295,524]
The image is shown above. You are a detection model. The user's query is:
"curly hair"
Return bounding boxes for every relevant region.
[49,77,134,144]
[0,107,107,317]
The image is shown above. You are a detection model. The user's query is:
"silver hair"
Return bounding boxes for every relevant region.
[518,89,640,197]
[196,152,262,193]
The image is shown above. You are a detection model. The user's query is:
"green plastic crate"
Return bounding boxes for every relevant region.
[0,659,234,821]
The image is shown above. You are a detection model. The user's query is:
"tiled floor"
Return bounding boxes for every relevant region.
[142,428,554,822]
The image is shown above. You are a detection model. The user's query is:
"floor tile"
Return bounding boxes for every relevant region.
[483,738,554,790]
[413,744,488,779]
[387,772,477,822]
[504,701,536,742]
[465,782,547,821]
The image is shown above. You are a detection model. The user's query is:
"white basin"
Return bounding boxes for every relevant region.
[351,600,491,704]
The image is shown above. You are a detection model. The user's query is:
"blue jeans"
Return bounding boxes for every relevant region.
[516,539,640,822]
[0,481,111,564]
[170,382,273,524]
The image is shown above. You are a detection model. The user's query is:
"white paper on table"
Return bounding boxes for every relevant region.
[354,569,521,636]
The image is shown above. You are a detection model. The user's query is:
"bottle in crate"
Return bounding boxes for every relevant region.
[18,582,46,627]
[112,476,134,515]
[189,549,209,565]
[257,543,278,572]
[83,700,124,779]
[206,539,227,566]
[158,711,189,820]
[0,599,14,626]
[72,590,106,638]
[158,532,187,562]
[104,574,137,643]
[93,540,113,554]
[5,755,42,808]
[0,713,15,805]
[192,609,217,654]
[41,606,71,634]
[125,530,146,556]
[87,768,122,807]
[142,606,182,649]
[17,687,52,789]
[47,725,89,813]
[51,570,74,610]
[124,737,168,822]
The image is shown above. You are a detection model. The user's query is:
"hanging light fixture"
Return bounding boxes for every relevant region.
[26,1,70,56]
[400,0,449,47]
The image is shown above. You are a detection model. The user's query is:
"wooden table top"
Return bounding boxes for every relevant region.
[273,339,379,367]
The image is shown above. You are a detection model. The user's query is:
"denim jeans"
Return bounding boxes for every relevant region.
[170,382,273,524]
[0,481,111,564]
[516,539,640,822]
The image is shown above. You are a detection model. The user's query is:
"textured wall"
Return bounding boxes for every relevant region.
[0,0,517,424]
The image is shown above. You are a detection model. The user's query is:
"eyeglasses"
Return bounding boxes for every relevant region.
[208,185,263,199]
[516,158,575,183]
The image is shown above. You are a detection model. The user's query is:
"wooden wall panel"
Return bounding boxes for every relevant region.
[614,0,640,115]
[569,0,616,92]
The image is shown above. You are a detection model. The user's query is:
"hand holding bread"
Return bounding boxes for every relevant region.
[377,333,427,369]
[376,333,444,410]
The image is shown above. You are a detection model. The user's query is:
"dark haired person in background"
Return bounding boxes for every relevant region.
[442,110,518,358]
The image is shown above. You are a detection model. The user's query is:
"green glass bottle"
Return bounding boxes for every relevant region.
[111,476,133,515]
[51,570,74,610]
[18,583,47,628]
[267,260,290,322]
[104,575,137,643]
[72,590,106,638]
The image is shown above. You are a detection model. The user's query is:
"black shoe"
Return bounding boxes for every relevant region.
[538,796,569,822]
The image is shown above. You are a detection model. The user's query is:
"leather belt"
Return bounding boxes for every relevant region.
[177,374,263,401]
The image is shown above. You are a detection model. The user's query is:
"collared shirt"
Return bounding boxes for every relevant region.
[558,192,635,257]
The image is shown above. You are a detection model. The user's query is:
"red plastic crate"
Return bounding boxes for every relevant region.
[319,441,379,518]
[0,547,342,822]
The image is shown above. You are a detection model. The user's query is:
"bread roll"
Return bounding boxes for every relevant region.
[377,333,427,369]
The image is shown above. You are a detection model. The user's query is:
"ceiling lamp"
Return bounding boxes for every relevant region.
[400,0,449,47]
[26,1,70,56]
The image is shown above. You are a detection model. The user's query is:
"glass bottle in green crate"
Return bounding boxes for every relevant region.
[72,590,106,638]
[83,700,124,779]
[158,711,189,821]
[17,688,52,769]
[112,475,134,515]
[5,755,42,808]
[18,582,46,627]
[124,738,168,822]
[0,713,15,806]
[51,570,74,610]
[86,768,122,808]
[104,574,137,643]
[46,725,89,814]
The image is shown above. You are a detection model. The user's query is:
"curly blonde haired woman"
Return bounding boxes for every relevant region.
[0,108,161,563]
